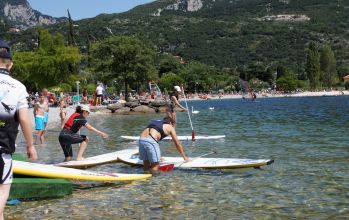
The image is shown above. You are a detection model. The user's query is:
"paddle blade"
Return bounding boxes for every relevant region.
[158,163,174,172]
[192,130,195,141]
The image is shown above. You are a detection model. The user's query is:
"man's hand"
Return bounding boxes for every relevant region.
[27,146,38,160]
[101,132,109,138]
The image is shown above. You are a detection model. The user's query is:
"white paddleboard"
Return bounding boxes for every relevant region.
[55,148,138,168]
[13,160,151,182]
[120,135,226,141]
[118,155,274,169]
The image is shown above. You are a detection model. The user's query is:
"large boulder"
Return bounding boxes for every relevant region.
[150,99,168,107]
[114,107,131,115]
[107,102,125,112]
[125,101,140,108]
[139,99,150,105]
[132,105,156,113]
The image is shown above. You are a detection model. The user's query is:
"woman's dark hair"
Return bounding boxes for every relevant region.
[75,105,83,113]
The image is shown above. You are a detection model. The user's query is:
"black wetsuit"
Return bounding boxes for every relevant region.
[58,112,87,157]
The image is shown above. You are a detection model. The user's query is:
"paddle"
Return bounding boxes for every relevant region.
[181,85,195,141]
[158,151,217,172]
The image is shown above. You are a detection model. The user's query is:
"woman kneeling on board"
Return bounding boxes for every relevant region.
[139,113,189,173]
[58,105,109,161]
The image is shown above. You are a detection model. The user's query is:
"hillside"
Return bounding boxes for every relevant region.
[2,0,349,74]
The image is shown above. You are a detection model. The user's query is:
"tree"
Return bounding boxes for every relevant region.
[67,10,76,46]
[89,36,156,101]
[320,44,337,88]
[157,54,183,76]
[276,71,298,92]
[158,72,184,92]
[305,42,320,90]
[12,29,81,90]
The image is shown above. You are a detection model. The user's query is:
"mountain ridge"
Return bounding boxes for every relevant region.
[0,0,66,30]
[1,0,349,73]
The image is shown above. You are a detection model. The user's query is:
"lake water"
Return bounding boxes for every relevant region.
[7,96,349,219]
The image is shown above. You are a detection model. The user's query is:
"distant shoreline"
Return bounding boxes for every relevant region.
[184,90,349,101]
[23,90,349,130]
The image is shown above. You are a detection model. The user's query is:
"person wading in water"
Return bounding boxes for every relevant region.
[138,113,189,173]
[58,105,109,161]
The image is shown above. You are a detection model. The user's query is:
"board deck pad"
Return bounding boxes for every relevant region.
[55,148,138,168]
[120,135,226,141]
[118,155,274,169]
[13,160,151,182]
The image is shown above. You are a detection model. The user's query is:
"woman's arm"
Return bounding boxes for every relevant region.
[85,123,109,138]
[171,96,187,111]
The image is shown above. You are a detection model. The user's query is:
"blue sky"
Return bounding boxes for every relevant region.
[27,0,155,20]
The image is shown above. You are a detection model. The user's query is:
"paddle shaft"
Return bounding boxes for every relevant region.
[181,86,195,141]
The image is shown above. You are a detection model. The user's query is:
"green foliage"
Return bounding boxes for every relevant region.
[320,44,337,88]
[12,29,81,91]
[345,81,349,90]
[89,35,156,101]
[249,78,270,91]
[49,83,72,93]
[158,53,183,76]
[305,42,320,90]
[84,83,97,95]
[3,0,349,93]
[277,71,298,92]
[158,72,184,92]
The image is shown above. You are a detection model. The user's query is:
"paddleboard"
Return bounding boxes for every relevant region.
[55,148,138,168]
[120,135,226,141]
[13,160,151,182]
[118,155,274,169]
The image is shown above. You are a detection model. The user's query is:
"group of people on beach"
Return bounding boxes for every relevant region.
[0,39,191,219]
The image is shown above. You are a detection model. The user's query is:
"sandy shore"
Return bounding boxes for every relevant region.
[185,90,349,101]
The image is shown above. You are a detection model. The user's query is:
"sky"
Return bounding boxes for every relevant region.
[27,0,156,20]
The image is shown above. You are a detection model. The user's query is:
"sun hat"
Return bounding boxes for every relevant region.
[0,39,12,60]
[80,104,90,113]
[174,86,181,92]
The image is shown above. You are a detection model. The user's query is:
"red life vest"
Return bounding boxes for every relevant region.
[63,112,80,129]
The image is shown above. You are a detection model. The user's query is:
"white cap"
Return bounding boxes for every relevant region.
[80,104,90,113]
[174,86,181,92]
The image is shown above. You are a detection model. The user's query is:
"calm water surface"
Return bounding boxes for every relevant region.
[7,96,349,219]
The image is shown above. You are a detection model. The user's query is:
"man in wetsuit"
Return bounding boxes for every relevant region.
[58,105,109,161]
[0,39,38,220]
[138,113,189,173]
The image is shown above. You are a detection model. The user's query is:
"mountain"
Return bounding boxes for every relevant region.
[0,0,66,30]
[2,0,349,74]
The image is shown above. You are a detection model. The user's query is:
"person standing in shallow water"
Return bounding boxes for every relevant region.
[58,105,109,162]
[33,92,47,145]
[167,85,188,129]
[0,39,38,220]
[138,112,189,173]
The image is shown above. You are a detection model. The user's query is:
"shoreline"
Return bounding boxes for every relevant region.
[18,90,349,135]
[183,90,349,101]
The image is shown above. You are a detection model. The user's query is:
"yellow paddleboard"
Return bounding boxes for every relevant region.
[13,160,151,182]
